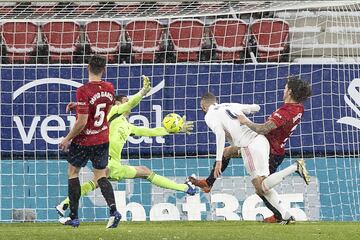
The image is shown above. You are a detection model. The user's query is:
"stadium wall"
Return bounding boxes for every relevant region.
[1,64,359,221]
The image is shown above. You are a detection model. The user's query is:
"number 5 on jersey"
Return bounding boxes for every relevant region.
[94,103,106,127]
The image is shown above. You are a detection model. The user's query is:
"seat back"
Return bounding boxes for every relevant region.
[85,21,122,53]
[251,19,289,51]
[2,22,38,53]
[125,20,163,52]
[168,19,204,52]
[210,19,247,51]
[43,21,80,53]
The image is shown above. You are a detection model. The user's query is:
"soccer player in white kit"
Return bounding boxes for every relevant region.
[200,92,310,223]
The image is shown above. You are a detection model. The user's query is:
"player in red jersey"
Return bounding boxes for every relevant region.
[189,76,311,223]
[59,55,120,228]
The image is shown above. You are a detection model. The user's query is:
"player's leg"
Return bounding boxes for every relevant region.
[262,159,310,191]
[134,166,196,195]
[269,154,285,175]
[91,142,121,228]
[252,176,293,223]
[59,142,87,227]
[262,154,286,223]
[67,164,81,223]
[189,146,239,193]
[107,160,195,195]
[56,179,97,217]
[242,135,293,223]
[204,147,235,186]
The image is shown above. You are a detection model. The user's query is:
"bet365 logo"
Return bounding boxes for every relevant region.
[337,78,360,129]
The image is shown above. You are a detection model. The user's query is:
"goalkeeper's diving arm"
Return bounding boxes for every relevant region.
[111,75,152,115]
[130,116,194,137]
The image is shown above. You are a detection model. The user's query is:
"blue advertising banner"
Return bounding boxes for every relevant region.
[1,64,360,156]
[0,64,360,222]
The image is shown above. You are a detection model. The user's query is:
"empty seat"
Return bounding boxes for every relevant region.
[251,19,289,62]
[1,22,38,63]
[168,19,205,62]
[85,21,122,62]
[125,20,164,63]
[210,19,248,61]
[42,21,81,63]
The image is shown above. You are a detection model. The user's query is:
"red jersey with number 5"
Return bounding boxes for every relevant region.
[265,103,304,156]
[72,81,115,146]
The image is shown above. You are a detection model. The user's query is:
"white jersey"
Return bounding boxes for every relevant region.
[205,103,260,161]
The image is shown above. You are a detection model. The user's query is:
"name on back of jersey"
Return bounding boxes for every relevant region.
[89,91,113,105]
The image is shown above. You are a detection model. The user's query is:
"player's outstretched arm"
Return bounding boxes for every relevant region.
[130,115,194,137]
[110,75,152,115]
[234,103,260,115]
[131,125,169,137]
[238,114,277,135]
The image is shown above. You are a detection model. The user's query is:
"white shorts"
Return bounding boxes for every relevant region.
[240,135,270,179]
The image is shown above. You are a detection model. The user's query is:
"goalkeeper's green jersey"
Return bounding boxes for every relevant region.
[107,92,169,162]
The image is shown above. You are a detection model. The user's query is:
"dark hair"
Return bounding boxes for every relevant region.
[115,95,127,102]
[287,75,312,103]
[88,55,106,75]
[201,92,217,102]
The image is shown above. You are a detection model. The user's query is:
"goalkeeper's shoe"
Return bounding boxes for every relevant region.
[188,176,212,193]
[185,181,196,196]
[263,215,282,223]
[295,159,310,185]
[59,217,80,228]
[55,203,69,217]
[279,216,296,225]
[106,211,122,229]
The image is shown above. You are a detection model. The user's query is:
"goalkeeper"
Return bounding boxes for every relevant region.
[56,76,195,217]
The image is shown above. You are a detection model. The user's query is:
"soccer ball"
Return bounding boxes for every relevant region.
[162,113,184,133]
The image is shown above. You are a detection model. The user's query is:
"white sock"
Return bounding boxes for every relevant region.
[262,164,297,191]
[263,189,291,220]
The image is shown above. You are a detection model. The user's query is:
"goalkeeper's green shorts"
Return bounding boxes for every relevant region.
[107,159,137,181]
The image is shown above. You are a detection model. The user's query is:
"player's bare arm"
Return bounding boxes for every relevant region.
[238,115,277,135]
[66,102,77,113]
[214,161,222,178]
[59,113,88,151]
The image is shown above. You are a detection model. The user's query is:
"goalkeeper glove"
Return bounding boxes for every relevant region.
[180,116,194,134]
[140,75,151,96]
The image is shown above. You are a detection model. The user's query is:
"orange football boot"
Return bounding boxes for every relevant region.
[187,176,212,193]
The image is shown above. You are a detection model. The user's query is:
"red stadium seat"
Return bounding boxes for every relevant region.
[85,21,122,62]
[42,21,81,63]
[1,22,38,63]
[125,20,164,63]
[210,19,248,61]
[168,19,205,62]
[250,19,289,62]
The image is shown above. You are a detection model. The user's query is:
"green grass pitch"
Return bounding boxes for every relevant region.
[1,221,359,240]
